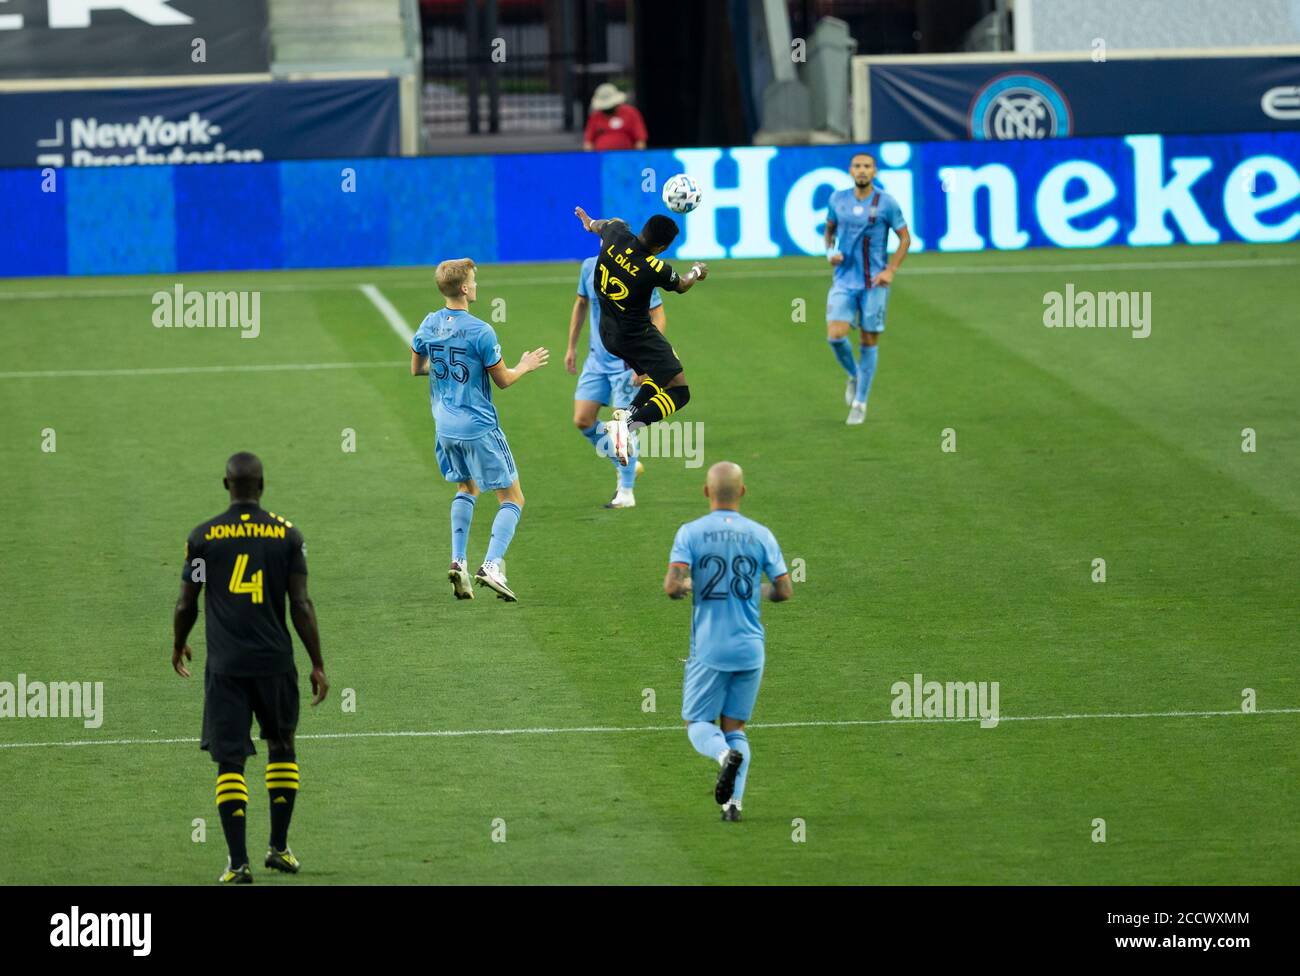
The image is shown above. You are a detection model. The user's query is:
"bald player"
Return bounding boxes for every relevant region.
[173,452,328,883]
[664,462,792,822]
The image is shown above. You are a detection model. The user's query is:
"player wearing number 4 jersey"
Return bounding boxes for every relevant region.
[573,205,708,466]
[411,258,549,602]
[664,461,792,822]
[173,452,329,883]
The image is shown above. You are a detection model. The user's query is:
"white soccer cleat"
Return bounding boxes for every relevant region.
[845,377,857,406]
[607,409,630,466]
[846,401,866,425]
[474,559,517,601]
[604,488,636,509]
[448,560,474,600]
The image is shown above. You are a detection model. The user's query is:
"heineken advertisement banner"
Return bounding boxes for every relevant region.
[2,129,1298,276]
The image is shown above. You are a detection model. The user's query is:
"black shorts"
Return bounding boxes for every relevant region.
[201,669,300,765]
[600,323,683,387]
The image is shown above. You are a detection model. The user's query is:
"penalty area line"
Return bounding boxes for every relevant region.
[359,283,414,344]
[1,707,1296,750]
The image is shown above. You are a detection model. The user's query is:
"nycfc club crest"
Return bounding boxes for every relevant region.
[969,73,1072,140]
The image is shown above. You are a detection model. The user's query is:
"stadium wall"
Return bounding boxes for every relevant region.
[3,130,1299,277]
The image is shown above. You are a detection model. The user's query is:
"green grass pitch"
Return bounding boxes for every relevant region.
[1,242,1296,885]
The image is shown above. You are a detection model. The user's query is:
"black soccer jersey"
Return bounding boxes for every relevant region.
[595,219,679,339]
[180,503,307,676]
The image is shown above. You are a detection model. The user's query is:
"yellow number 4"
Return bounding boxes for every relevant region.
[228,553,264,604]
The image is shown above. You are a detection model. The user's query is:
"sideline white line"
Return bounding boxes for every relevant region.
[0,256,1293,302]
[0,361,404,380]
[359,283,414,343]
[2,707,1295,750]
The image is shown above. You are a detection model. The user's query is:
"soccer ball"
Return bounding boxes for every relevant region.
[662,174,702,214]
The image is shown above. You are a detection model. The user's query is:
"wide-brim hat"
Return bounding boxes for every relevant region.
[590,83,626,112]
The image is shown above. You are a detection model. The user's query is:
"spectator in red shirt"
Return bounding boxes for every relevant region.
[583,83,647,151]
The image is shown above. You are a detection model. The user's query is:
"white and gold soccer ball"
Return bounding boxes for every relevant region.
[661,174,702,214]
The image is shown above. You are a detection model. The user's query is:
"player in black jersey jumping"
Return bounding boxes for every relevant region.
[172,451,328,884]
[574,205,709,465]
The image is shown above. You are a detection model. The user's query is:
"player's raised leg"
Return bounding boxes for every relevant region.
[615,370,689,465]
[718,669,762,822]
[475,476,524,601]
[448,478,479,599]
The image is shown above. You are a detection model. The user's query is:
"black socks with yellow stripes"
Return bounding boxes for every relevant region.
[215,754,299,865]
[266,752,299,851]
[216,763,249,866]
[628,379,690,427]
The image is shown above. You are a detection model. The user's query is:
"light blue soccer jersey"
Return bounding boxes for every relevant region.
[826,186,907,290]
[578,255,662,374]
[411,308,503,440]
[670,510,788,671]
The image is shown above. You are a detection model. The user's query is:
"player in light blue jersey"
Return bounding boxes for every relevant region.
[664,461,792,822]
[410,258,549,602]
[565,254,667,509]
[825,152,911,426]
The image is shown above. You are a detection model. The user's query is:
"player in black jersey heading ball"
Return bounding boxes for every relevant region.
[172,452,328,884]
[574,206,709,465]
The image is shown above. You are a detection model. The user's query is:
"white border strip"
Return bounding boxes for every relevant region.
[2,707,1296,750]
[359,283,414,343]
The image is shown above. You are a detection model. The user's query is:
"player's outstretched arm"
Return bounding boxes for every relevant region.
[171,579,201,677]
[664,562,693,599]
[288,573,328,705]
[565,297,587,374]
[488,347,550,389]
[761,574,793,602]
[575,206,617,236]
[673,262,709,294]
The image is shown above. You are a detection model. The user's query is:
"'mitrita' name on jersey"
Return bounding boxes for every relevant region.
[181,503,308,677]
[595,219,679,344]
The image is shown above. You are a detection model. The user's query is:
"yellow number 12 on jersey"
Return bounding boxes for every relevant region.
[597,263,630,303]
[228,553,264,604]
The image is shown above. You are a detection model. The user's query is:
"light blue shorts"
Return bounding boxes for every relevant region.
[827,285,890,332]
[435,429,517,490]
[574,363,637,409]
[681,657,764,722]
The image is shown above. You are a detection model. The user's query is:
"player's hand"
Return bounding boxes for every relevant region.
[310,667,329,706]
[691,262,709,280]
[519,347,549,372]
[574,206,593,231]
[828,251,844,267]
[564,348,577,374]
[172,645,192,678]
[872,267,894,286]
